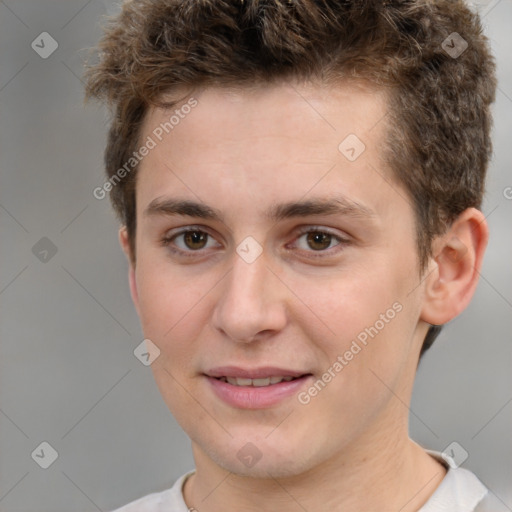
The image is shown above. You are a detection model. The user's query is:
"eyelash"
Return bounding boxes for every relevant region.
[160,225,350,259]
[160,227,219,258]
[291,226,349,257]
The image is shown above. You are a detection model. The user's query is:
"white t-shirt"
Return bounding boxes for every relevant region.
[110,452,491,512]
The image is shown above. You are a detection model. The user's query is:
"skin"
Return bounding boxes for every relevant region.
[120,81,488,511]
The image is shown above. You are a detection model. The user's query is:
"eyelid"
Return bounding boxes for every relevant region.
[161,225,222,255]
[294,225,349,241]
[288,225,350,255]
[161,224,350,258]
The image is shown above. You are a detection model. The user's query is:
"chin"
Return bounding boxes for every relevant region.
[199,433,322,479]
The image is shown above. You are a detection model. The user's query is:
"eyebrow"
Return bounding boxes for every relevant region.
[144,196,375,223]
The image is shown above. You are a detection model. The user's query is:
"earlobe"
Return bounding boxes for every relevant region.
[119,227,140,315]
[420,208,488,326]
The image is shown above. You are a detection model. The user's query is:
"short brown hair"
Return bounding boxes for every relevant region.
[84,0,496,356]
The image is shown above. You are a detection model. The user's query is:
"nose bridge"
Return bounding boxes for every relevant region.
[212,251,285,342]
[231,254,265,301]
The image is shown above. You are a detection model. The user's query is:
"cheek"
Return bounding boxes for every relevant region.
[293,275,413,429]
[134,266,211,422]
[134,263,210,363]
[293,269,403,340]
[290,264,416,386]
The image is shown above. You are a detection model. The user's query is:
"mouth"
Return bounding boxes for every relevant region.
[204,366,313,409]
[214,375,300,387]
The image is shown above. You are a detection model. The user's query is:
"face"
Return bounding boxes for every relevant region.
[127,81,429,478]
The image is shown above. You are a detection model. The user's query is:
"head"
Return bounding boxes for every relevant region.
[85,0,495,477]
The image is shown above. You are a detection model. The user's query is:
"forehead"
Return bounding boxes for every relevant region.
[135,81,406,224]
[144,80,387,154]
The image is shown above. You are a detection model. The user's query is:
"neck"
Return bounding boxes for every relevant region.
[183,413,446,512]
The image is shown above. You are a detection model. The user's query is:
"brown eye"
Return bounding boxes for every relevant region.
[161,227,221,256]
[306,231,333,251]
[183,231,209,250]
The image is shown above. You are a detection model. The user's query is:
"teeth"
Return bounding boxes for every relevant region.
[252,378,270,387]
[220,376,297,387]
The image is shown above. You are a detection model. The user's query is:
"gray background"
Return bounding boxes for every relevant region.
[0,1,510,510]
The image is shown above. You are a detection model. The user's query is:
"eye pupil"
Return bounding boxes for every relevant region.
[306,232,331,250]
[184,231,207,250]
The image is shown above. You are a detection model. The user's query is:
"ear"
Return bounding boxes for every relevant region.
[420,208,489,326]
[119,226,140,315]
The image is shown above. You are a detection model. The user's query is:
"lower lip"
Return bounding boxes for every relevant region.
[206,375,312,409]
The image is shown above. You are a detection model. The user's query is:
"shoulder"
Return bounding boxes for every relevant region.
[421,451,487,512]
[110,471,195,512]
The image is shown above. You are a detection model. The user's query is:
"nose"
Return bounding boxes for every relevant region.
[210,251,288,343]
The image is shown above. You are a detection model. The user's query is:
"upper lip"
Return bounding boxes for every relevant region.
[206,366,310,379]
